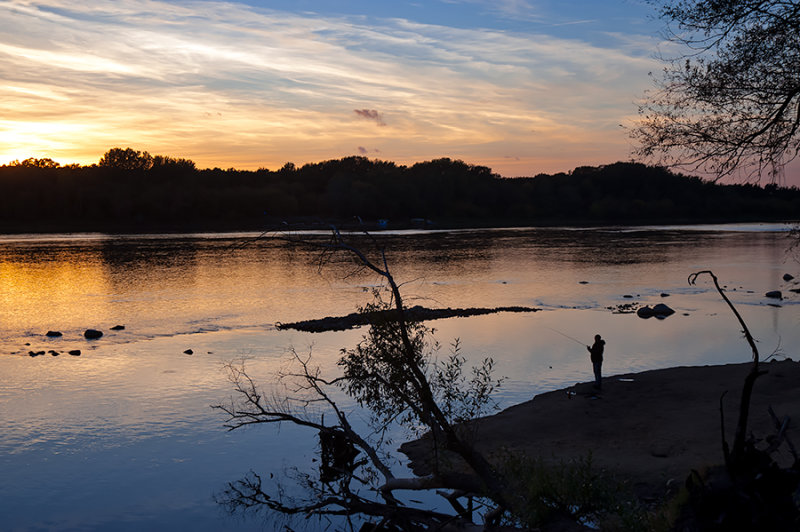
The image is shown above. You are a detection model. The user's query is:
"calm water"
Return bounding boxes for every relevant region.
[1,225,799,530]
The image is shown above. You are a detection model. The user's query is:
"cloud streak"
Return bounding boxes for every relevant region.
[354,109,386,126]
[0,0,664,175]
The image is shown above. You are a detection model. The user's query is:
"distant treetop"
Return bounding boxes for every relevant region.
[9,157,61,168]
[98,148,154,171]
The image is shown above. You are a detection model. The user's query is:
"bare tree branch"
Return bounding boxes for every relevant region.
[634,0,800,181]
[212,228,535,529]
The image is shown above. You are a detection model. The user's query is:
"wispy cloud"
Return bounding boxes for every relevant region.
[550,19,596,27]
[0,0,663,175]
[354,109,386,126]
[439,0,541,21]
[356,146,381,155]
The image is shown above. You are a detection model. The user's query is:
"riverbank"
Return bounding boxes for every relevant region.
[400,359,800,502]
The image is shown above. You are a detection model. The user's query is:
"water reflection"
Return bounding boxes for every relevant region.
[0,242,111,336]
[0,225,797,530]
[100,238,200,294]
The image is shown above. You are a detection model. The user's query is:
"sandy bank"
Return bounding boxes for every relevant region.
[400,359,800,500]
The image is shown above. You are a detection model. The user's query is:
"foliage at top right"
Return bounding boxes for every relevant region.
[633,0,800,181]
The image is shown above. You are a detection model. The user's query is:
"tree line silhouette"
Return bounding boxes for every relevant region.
[1,148,798,232]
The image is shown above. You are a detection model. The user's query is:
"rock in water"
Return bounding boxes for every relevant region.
[637,303,675,319]
[84,329,103,339]
[783,273,794,282]
[45,331,62,337]
[183,349,194,355]
[110,325,125,331]
[68,350,81,356]
[765,290,783,300]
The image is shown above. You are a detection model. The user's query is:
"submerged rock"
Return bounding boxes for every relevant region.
[637,303,675,319]
[83,329,103,339]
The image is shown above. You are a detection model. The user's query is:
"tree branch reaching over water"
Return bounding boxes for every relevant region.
[633,0,800,180]
[213,228,521,530]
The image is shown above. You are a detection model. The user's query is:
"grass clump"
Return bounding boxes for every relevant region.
[498,452,663,531]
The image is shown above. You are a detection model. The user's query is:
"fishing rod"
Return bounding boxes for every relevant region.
[545,326,587,347]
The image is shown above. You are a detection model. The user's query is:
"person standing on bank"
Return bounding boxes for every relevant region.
[587,334,605,390]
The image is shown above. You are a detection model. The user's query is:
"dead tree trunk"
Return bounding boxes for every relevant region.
[689,270,767,472]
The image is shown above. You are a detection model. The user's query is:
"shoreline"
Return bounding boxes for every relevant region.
[400,359,800,501]
[0,218,797,237]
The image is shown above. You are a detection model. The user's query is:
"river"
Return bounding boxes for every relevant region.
[1,224,798,530]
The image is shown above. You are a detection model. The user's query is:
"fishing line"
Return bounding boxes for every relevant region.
[545,327,645,363]
[544,326,587,347]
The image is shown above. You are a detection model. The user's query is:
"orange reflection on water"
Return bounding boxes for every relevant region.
[0,250,111,334]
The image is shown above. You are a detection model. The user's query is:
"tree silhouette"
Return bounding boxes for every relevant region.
[98,147,153,171]
[212,230,523,530]
[11,157,61,168]
[634,0,800,180]
[1,150,798,232]
[151,154,195,172]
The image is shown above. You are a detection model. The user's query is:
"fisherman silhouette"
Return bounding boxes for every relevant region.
[587,334,605,390]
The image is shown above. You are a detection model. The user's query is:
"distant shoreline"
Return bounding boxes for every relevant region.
[0,216,797,237]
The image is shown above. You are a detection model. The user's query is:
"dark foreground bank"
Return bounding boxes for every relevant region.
[400,359,800,501]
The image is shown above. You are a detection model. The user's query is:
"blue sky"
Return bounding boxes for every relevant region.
[1,0,674,176]
[238,0,656,36]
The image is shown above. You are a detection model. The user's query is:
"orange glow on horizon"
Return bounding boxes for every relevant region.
[3,1,797,184]
[0,1,657,179]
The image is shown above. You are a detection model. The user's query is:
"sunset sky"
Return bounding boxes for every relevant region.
[2,0,678,176]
